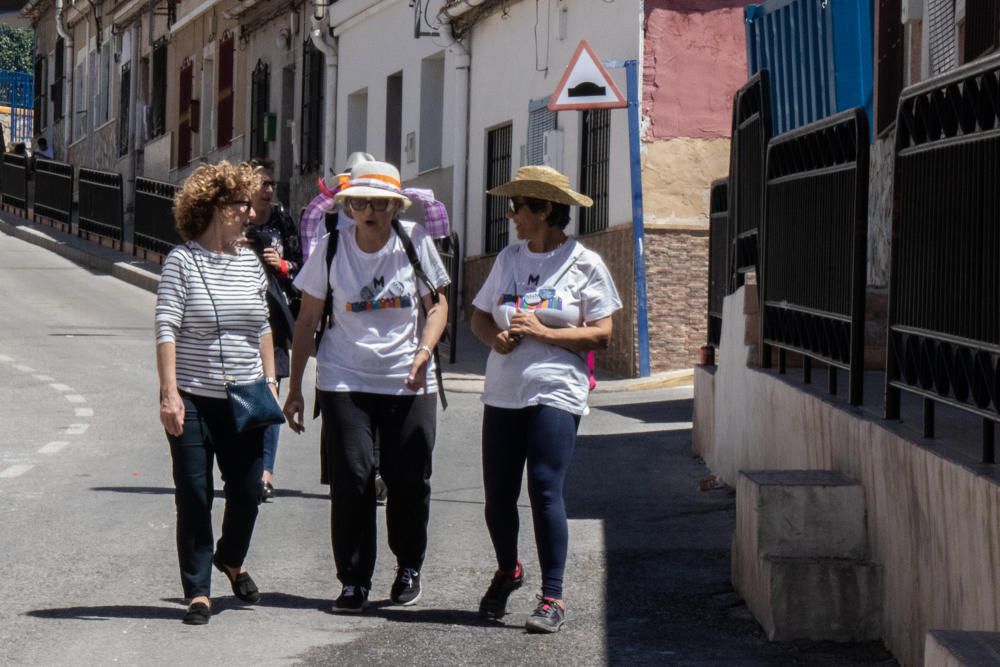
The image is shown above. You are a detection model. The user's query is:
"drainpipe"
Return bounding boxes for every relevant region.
[54,0,74,151]
[310,8,337,178]
[450,39,471,302]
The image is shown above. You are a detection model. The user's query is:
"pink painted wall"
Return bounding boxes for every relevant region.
[643,1,751,139]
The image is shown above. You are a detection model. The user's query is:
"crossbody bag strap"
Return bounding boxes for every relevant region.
[391,219,447,410]
[186,243,229,381]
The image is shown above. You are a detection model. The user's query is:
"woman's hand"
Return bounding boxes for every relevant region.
[405,347,431,391]
[262,247,283,270]
[509,311,548,342]
[492,330,521,355]
[283,389,306,434]
[160,389,185,437]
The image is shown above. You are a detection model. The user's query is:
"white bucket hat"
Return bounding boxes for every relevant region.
[334,160,412,210]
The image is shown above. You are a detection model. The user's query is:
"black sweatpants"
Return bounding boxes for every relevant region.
[167,392,264,599]
[319,391,436,589]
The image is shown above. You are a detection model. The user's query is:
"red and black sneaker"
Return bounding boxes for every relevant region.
[524,595,565,633]
[478,561,525,619]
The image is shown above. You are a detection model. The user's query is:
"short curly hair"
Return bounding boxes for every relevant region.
[173,161,261,241]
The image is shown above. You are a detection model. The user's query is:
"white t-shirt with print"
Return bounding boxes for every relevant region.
[294,220,450,395]
[472,239,622,416]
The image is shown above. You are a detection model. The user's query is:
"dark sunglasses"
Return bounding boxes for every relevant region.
[347,198,392,212]
[508,197,527,212]
[261,180,276,189]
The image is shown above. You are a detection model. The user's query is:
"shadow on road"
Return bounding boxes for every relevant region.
[90,486,329,501]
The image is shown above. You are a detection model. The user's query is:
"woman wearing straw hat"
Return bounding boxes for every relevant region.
[470,165,622,633]
[283,160,450,612]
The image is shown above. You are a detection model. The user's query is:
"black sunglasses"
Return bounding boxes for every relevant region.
[347,198,392,212]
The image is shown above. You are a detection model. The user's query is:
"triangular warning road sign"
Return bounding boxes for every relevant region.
[548,40,627,111]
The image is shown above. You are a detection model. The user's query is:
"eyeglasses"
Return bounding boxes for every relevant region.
[508,198,527,212]
[227,200,252,213]
[261,180,276,189]
[347,198,391,212]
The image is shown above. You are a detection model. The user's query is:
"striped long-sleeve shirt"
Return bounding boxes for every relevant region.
[155,242,271,399]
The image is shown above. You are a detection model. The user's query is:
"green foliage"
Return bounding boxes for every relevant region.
[0,25,32,73]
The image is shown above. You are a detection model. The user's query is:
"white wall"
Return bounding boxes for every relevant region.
[463,0,638,256]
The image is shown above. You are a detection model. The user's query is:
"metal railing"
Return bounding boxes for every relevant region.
[708,178,729,347]
[77,168,123,246]
[436,232,461,364]
[759,109,869,405]
[1,152,27,213]
[885,53,1000,461]
[0,70,34,143]
[729,71,773,288]
[33,159,74,224]
[133,177,179,258]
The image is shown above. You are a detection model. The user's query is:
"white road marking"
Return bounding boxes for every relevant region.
[65,394,86,403]
[13,364,34,373]
[33,374,54,382]
[0,465,34,478]
[64,424,89,435]
[0,355,11,362]
[50,383,72,392]
[38,441,69,454]
[75,407,94,417]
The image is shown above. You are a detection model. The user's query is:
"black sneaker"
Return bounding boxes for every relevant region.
[525,596,565,633]
[390,568,421,605]
[478,561,525,619]
[375,474,388,506]
[334,584,369,613]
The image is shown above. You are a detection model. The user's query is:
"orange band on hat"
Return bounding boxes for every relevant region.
[351,172,402,189]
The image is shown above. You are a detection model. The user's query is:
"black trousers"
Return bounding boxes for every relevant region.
[319,391,436,589]
[167,392,264,599]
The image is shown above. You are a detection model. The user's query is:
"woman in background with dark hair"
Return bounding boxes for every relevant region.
[471,166,621,633]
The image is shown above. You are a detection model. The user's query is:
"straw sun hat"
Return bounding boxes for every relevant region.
[333,160,412,210]
[317,151,376,198]
[487,165,593,207]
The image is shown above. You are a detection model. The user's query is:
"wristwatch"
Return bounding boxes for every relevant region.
[417,344,433,357]
[264,376,278,386]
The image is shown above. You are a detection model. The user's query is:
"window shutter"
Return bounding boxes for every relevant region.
[178,59,193,168]
[217,32,234,148]
[526,97,555,166]
[928,0,958,75]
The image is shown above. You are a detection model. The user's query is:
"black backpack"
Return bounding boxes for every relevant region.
[313,219,448,414]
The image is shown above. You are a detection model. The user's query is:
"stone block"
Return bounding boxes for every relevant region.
[736,470,868,561]
[924,630,1000,667]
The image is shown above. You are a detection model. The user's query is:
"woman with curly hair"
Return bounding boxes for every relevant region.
[155,161,276,625]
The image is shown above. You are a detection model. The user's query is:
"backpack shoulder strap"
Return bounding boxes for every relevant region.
[312,231,339,419]
[391,219,447,410]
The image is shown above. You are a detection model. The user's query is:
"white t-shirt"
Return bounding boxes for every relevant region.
[294,220,450,395]
[472,239,622,415]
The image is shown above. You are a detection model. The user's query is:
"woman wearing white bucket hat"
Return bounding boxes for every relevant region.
[471,165,622,633]
[283,160,450,612]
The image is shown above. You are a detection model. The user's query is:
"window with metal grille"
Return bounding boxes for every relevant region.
[484,123,512,254]
[250,60,270,160]
[875,0,904,135]
[118,62,130,157]
[178,59,193,169]
[928,0,958,75]
[217,31,235,148]
[33,55,46,134]
[150,39,167,139]
[300,39,324,173]
[578,108,610,235]
[525,97,555,165]
[963,0,1000,63]
[385,71,403,167]
[53,38,63,122]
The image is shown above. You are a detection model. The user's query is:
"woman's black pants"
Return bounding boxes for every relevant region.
[319,391,436,590]
[167,392,264,599]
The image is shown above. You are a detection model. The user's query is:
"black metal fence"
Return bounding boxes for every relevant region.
[77,168,123,246]
[133,177,179,258]
[760,109,869,406]
[1,152,27,213]
[729,71,773,288]
[436,232,461,364]
[886,54,1000,460]
[708,178,728,347]
[33,159,74,224]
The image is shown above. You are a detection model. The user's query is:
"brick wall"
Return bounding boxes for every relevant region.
[645,224,710,373]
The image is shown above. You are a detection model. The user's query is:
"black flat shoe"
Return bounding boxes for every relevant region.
[182,601,211,625]
[213,552,260,604]
[260,481,274,502]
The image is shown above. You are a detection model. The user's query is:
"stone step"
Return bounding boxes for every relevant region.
[735,470,868,561]
[925,630,1000,666]
[738,555,882,642]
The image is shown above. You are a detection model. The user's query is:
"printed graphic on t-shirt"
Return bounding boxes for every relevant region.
[346,275,414,313]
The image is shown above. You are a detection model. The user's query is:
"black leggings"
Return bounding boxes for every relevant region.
[319,391,437,589]
[482,404,580,599]
[167,392,264,599]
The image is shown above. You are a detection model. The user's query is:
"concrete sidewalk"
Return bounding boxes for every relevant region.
[0,208,694,393]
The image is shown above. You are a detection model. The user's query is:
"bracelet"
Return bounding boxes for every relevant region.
[417,344,433,358]
[264,376,278,386]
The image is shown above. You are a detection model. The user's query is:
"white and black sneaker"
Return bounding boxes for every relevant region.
[390,568,421,605]
[334,585,369,613]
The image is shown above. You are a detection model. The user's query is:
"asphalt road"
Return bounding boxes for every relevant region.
[0,230,897,666]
